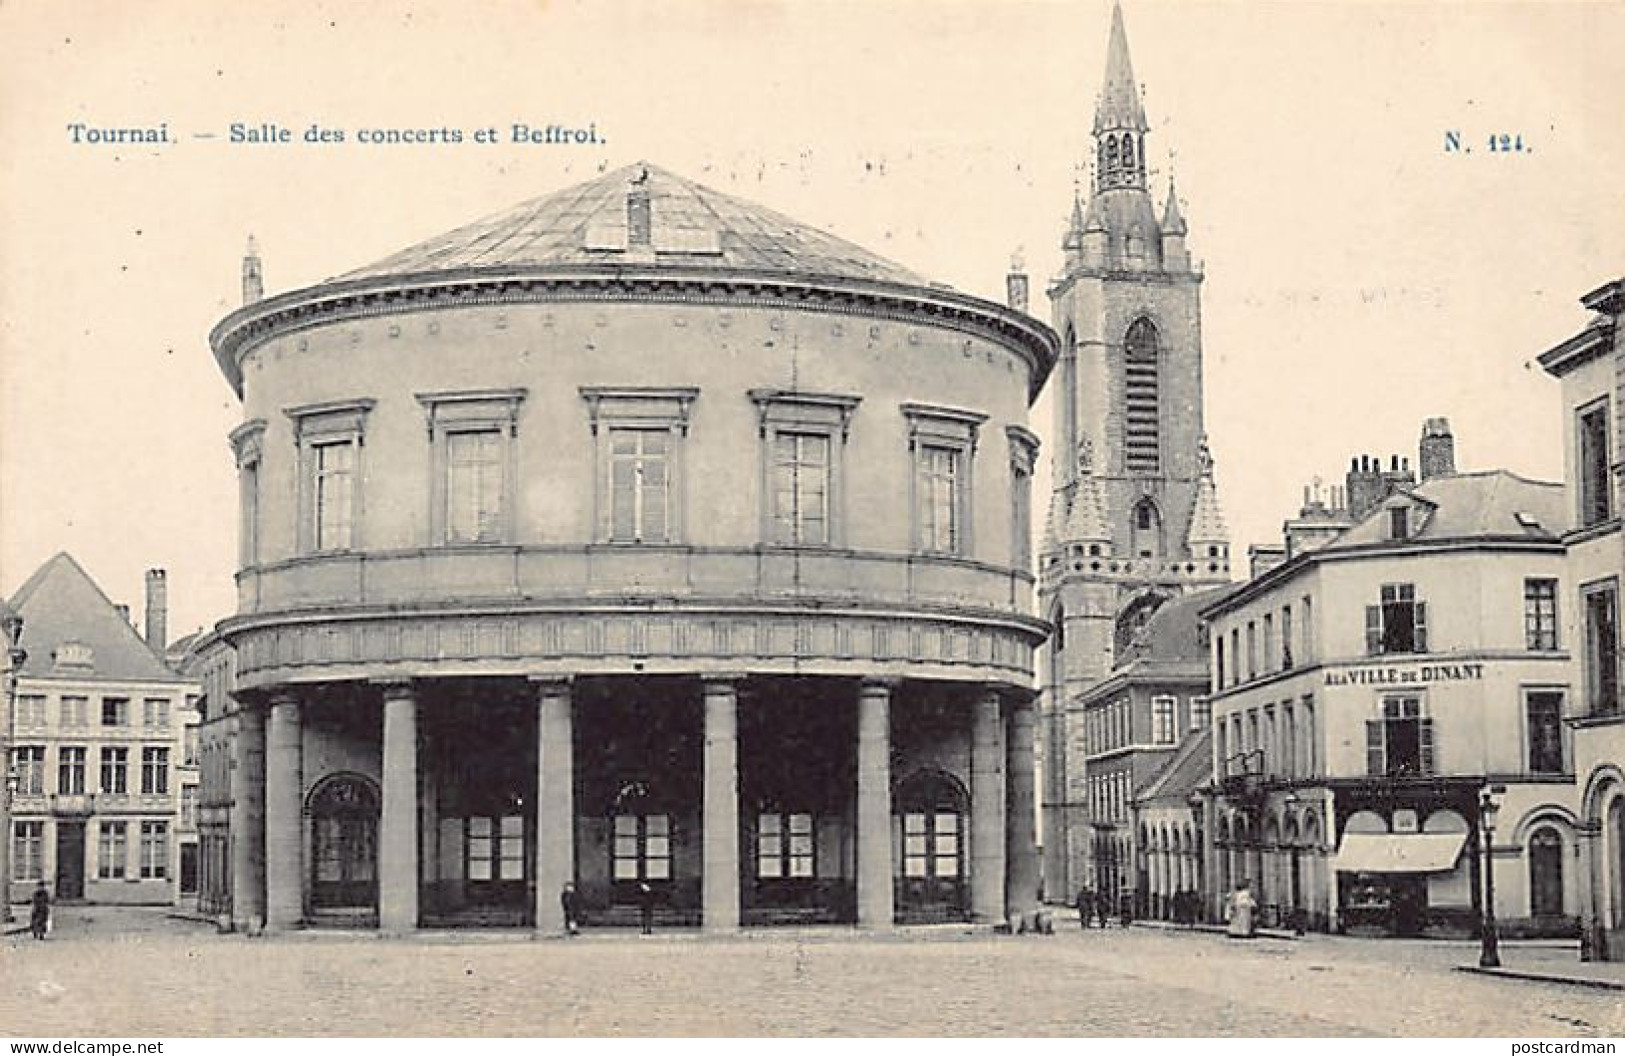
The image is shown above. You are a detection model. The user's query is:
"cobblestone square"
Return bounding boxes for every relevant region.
[1,909,1622,1037]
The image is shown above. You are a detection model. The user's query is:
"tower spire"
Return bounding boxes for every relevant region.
[1092,2,1149,193]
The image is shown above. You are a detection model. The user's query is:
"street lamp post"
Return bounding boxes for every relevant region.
[1479,786,1503,969]
[0,605,24,924]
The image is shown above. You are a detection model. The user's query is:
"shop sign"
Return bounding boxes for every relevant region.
[1323,662,1485,687]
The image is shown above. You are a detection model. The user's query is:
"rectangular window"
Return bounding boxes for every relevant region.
[1152,696,1177,745]
[16,694,46,727]
[141,747,170,795]
[60,695,88,727]
[446,430,504,543]
[903,811,961,878]
[1263,614,1275,674]
[1229,629,1240,687]
[1281,606,1294,670]
[1302,596,1314,663]
[465,815,525,882]
[612,813,671,882]
[312,438,356,551]
[918,444,962,553]
[143,698,170,728]
[101,697,129,727]
[1301,695,1317,777]
[1367,583,1428,655]
[1526,691,1565,774]
[184,726,199,767]
[181,786,199,828]
[1214,638,1226,689]
[13,821,44,881]
[771,433,831,545]
[1191,696,1211,731]
[1246,621,1258,680]
[1584,581,1620,714]
[1389,506,1409,540]
[1011,462,1033,571]
[139,821,169,879]
[12,746,45,795]
[58,746,86,794]
[240,458,260,567]
[1579,401,1613,527]
[98,821,128,879]
[1524,578,1560,651]
[609,428,671,543]
[1367,695,1433,777]
[756,812,815,879]
[101,747,129,794]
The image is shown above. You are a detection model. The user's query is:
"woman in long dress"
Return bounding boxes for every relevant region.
[1226,881,1257,939]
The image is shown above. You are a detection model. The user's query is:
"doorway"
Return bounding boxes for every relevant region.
[308,773,379,915]
[55,822,84,901]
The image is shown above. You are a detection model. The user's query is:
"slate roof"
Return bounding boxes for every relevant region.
[1119,584,1237,669]
[336,162,930,289]
[7,553,184,683]
[1139,726,1214,805]
[1323,470,1566,551]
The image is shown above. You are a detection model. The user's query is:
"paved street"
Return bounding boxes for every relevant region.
[1,908,1622,1037]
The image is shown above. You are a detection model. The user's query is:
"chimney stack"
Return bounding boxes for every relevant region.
[1419,417,1456,481]
[242,235,263,306]
[1006,250,1030,313]
[627,166,652,247]
[144,569,168,650]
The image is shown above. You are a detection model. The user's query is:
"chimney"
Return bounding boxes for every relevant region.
[144,569,168,650]
[115,604,130,624]
[627,167,652,247]
[1006,249,1030,313]
[1420,417,1456,481]
[242,235,263,306]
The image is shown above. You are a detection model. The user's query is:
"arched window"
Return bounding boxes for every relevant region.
[1106,136,1120,178]
[1123,318,1160,473]
[1122,135,1136,175]
[1131,498,1163,560]
[307,773,379,912]
[896,770,970,921]
[1529,827,1565,917]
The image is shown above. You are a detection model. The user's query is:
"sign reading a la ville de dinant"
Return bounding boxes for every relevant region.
[1323,662,1486,687]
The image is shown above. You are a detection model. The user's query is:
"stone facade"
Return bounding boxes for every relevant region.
[1538,277,1625,960]
[1038,5,1231,900]
[203,164,1057,931]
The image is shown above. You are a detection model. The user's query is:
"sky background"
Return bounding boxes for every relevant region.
[1,0,1621,644]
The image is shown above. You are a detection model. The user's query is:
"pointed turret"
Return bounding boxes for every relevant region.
[1160,177,1189,270]
[1063,438,1113,551]
[1185,435,1230,571]
[1062,194,1086,269]
[1042,485,1068,559]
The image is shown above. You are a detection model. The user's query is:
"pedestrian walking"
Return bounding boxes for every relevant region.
[559,881,579,936]
[1095,889,1110,928]
[29,881,51,941]
[637,880,655,935]
[1225,880,1257,939]
[1075,886,1093,929]
[1118,890,1135,928]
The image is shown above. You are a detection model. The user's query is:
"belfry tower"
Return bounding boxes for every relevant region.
[1038,2,1231,899]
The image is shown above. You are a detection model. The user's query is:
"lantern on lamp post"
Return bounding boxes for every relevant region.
[0,604,24,923]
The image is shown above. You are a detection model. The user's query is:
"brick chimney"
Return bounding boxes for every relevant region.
[144,569,168,650]
[1419,417,1456,481]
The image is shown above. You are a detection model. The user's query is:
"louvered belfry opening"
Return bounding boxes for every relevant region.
[1124,317,1160,473]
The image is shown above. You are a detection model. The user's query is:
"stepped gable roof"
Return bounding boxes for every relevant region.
[336,162,929,288]
[1324,470,1566,551]
[8,553,184,683]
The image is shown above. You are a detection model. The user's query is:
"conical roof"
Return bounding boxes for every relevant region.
[337,162,929,288]
[1186,441,1230,546]
[1094,3,1148,134]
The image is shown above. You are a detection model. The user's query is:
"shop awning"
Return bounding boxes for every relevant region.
[1333,832,1467,874]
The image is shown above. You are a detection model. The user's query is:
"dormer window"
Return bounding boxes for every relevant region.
[1389,506,1409,540]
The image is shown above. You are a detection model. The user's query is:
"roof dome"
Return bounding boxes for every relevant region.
[337,162,928,288]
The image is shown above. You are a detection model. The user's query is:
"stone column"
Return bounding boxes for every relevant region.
[378,681,419,932]
[969,689,1006,924]
[702,678,741,932]
[263,692,303,929]
[534,678,575,934]
[856,678,895,929]
[1004,693,1039,925]
[230,701,267,931]
[1577,823,1600,961]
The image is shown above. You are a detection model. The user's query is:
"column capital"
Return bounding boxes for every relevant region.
[265,688,302,709]
[701,673,750,692]
[371,678,417,702]
[859,675,902,696]
[528,674,574,698]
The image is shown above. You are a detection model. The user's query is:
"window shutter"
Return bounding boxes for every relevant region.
[1365,606,1382,655]
[610,455,636,540]
[1365,719,1384,776]
[641,453,668,541]
[1414,601,1428,653]
[1419,717,1435,775]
